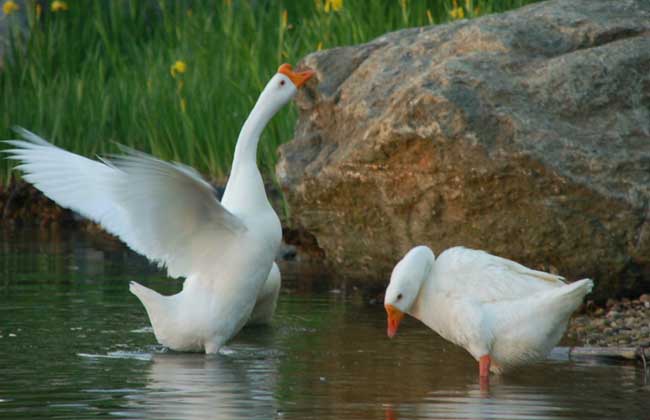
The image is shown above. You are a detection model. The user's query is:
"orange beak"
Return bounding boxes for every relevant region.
[385,304,405,339]
[277,63,316,88]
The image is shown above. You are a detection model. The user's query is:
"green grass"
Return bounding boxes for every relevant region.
[0,0,540,184]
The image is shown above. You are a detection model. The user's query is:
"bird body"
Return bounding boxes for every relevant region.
[384,246,593,376]
[129,230,279,352]
[5,64,315,353]
[247,262,282,326]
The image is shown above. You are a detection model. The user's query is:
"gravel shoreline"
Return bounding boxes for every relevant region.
[567,294,650,348]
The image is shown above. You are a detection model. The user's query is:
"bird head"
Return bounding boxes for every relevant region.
[257,63,315,112]
[384,246,435,338]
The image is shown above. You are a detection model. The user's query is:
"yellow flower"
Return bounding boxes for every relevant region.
[2,0,20,16]
[51,1,68,12]
[170,60,187,78]
[317,41,323,51]
[449,7,464,19]
[449,0,464,20]
[324,0,342,13]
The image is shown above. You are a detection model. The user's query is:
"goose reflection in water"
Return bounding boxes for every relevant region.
[122,348,279,420]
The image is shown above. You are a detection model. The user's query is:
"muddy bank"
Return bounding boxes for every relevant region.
[1,180,81,228]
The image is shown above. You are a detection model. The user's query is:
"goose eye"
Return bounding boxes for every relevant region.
[397,293,403,301]
[280,80,285,86]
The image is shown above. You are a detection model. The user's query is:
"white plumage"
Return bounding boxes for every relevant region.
[247,262,282,326]
[4,64,315,353]
[384,246,593,376]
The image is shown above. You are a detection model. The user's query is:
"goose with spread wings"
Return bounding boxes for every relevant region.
[4,64,315,353]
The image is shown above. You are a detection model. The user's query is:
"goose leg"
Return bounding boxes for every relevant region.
[479,354,491,377]
[479,354,491,393]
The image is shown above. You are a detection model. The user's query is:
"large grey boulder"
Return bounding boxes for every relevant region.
[277,0,650,300]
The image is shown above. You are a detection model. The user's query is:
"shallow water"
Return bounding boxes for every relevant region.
[1,228,649,419]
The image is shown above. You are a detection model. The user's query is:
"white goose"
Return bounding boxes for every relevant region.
[384,246,593,381]
[4,63,315,353]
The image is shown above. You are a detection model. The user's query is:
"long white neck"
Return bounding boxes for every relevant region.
[392,247,436,322]
[222,96,277,211]
[233,99,276,166]
[409,274,434,322]
[408,267,475,353]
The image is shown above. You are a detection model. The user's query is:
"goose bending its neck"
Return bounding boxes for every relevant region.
[3,63,316,353]
[384,246,593,388]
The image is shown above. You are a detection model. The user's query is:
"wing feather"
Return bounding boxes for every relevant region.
[3,128,245,279]
[434,247,565,303]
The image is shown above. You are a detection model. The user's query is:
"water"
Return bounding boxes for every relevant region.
[1,228,649,419]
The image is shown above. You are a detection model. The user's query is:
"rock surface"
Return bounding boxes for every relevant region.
[277,0,650,300]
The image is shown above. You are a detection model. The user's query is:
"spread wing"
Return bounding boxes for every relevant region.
[434,246,566,303]
[4,128,246,279]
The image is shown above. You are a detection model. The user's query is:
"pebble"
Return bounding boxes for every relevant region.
[568,294,650,347]
[591,318,609,330]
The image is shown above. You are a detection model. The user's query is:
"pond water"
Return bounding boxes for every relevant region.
[1,228,649,419]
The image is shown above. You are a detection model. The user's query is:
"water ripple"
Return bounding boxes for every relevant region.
[0,230,648,420]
